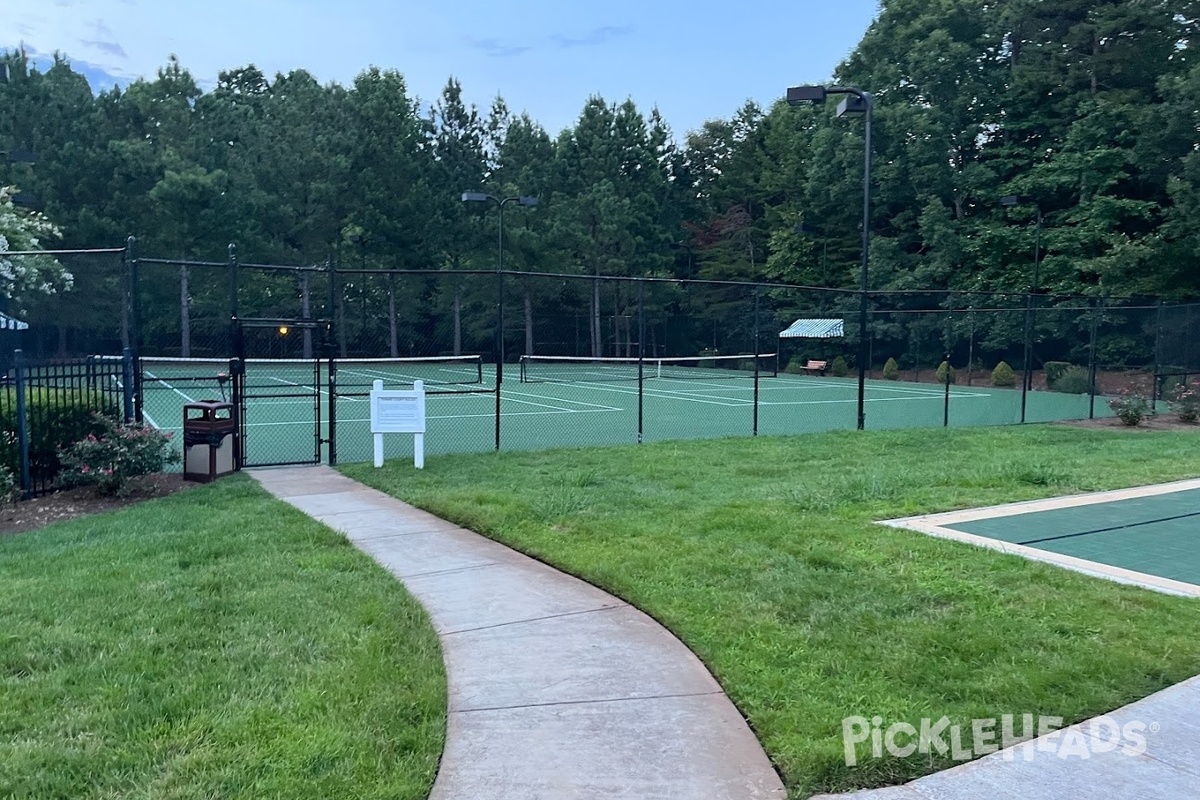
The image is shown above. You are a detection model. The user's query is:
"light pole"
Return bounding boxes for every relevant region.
[1001,194,1042,422]
[461,192,538,449]
[787,85,873,430]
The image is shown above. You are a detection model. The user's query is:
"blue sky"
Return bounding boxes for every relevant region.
[1,0,880,138]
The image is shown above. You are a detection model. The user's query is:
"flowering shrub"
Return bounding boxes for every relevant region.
[57,414,180,496]
[0,466,17,504]
[1107,390,1150,427]
[1168,385,1200,423]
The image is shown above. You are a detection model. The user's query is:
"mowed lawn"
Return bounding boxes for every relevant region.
[0,476,445,800]
[344,425,1200,797]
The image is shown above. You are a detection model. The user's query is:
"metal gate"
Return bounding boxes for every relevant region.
[232,318,331,468]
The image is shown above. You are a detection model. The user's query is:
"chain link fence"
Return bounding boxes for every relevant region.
[6,241,1193,473]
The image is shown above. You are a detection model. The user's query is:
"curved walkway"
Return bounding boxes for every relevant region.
[251,466,785,800]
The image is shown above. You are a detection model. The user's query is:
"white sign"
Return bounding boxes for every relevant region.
[369,380,426,468]
[371,392,426,433]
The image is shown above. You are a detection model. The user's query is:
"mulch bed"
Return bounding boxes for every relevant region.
[0,474,197,537]
[1057,415,1200,433]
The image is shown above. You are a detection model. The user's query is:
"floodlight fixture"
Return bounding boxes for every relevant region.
[836,94,870,118]
[786,85,828,105]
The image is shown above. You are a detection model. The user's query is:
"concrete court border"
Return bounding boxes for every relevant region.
[881,477,1200,598]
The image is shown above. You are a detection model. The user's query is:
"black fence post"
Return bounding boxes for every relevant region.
[1153,299,1165,408]
[326,255,338,466]
[1088,298,1101,419]
[1020,290,1033,424]
[126,237,140,353]
[13,349,30,496]
[121,347,135,422]
[494,270,504,451]
[637,280,645,444]
[753,287,761,436]
[943,352,952,428]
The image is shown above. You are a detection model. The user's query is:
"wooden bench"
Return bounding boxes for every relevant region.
[800,360,827,376]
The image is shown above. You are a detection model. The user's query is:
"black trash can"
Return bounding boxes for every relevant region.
[182,401,237,482]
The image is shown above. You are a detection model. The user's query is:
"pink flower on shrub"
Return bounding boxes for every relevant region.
[81,465,92,474]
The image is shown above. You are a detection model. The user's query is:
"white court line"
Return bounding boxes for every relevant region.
[685,376,987,399]
[758,395,985,407]
[235,408,620,427]
[503,396,606,413]
[527,376,984,406]
[502,388,623,411]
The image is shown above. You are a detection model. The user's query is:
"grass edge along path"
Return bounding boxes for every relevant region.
[0,475,446,800]
[343,425,1200,798]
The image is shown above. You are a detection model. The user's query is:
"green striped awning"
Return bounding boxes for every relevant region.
[779,318,844,339]
[0,312,28,331]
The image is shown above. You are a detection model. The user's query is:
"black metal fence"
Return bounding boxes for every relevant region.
[0,350,135,496]
[7,241,1199,475]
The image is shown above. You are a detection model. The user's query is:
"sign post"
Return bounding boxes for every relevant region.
[369,379,426,468]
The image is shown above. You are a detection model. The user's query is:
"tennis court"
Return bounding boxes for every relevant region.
[122,352,1108,466]
[884,480,1200,597]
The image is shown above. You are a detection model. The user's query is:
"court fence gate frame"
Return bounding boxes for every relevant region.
[231,316,333,469]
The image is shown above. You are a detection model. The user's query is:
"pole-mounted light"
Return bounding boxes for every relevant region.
[460,191,539,449]
[787,83,874,430]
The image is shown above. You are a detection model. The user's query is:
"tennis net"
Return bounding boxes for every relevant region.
[519,353,778,383]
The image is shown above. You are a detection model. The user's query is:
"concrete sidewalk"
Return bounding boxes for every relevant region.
[811,677,1200,800]
[251,466,785,800]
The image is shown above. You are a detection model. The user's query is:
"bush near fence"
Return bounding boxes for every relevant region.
[0,389,115,486]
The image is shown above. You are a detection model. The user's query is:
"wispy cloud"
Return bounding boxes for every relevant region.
[467,25,634,59]
[89,18,116,39]
[80,39,127,58]
[468,37,532,58]
[552,25,634,49]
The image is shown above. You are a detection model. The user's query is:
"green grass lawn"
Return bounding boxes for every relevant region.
[344,425,1200,798]
[0,476,445,800]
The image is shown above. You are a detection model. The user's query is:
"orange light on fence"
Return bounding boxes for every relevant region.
[278,326,289,336]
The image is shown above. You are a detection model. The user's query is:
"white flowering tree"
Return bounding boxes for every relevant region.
[0,185,73,316]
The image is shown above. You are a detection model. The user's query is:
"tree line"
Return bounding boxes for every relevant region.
[1,0,1198,362]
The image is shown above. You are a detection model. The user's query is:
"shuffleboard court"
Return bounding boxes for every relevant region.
[118,354,1112,467]
[883,480,1200,597]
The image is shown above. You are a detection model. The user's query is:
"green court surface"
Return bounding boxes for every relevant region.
[944,488,1200,588]
[135,356,1111,466]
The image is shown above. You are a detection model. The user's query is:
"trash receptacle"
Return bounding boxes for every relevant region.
[183,401,237,482]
